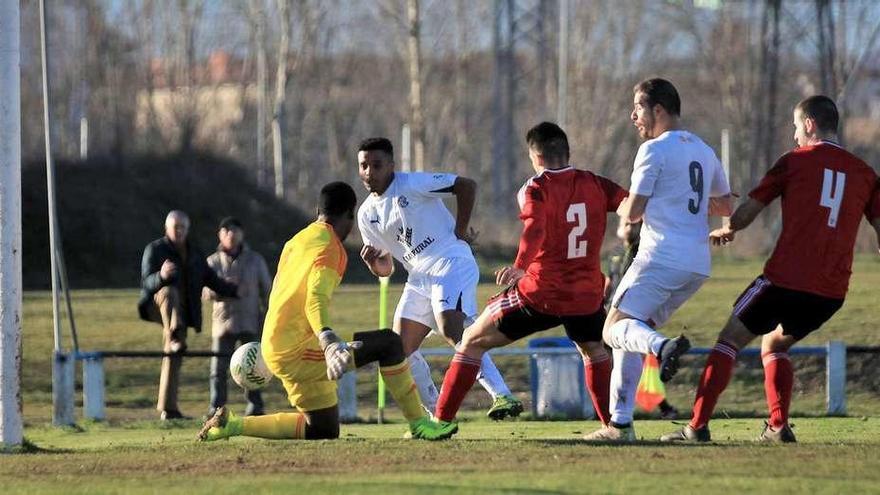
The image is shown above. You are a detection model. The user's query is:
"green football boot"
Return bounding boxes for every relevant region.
[487,394,524,421]
[197,406,243,442]
[408,417,458,441]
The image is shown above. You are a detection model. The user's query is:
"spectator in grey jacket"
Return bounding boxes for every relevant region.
[139,210,238,420]
[204,217,272,417]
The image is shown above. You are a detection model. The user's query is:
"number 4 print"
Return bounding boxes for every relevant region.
[820,168,846,228]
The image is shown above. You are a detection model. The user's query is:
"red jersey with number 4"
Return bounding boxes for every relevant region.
[513,167,627,315]
[750,142,880,299]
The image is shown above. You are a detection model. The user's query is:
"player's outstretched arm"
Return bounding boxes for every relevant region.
[708,194,735,217]
[452,177,478,242]
[711,198,765,245]
[360,245,394,277]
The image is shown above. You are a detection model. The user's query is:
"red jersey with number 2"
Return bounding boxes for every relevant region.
[750,142,880,299]
[513,167,627,315]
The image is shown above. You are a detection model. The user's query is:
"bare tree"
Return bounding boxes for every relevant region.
[407,0,425,172]
[247,0,269,189]
[272,0,291,199]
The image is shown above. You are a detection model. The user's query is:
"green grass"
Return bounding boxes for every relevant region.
[5,418,880,493]
[10,256,880,492]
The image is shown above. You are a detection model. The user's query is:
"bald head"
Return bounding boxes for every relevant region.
[165,210,190,247]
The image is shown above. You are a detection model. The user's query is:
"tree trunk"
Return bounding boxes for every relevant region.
[407,0,425,172]
[248,0,268,189]
[491,0,516,215]
[272,0,291,200]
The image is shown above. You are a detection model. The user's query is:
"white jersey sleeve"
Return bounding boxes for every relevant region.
[630,142,665,196]
[358,200,391,252]
[406,172,458,199]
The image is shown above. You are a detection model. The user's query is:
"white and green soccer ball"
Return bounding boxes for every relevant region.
[230,342,274,391]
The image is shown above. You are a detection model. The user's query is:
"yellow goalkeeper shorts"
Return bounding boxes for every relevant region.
[265,346,338,412]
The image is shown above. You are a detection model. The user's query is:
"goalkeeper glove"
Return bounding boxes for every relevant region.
[318,328,363,380]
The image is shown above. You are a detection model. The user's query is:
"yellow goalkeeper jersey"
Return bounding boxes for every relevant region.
[261,221,348,363]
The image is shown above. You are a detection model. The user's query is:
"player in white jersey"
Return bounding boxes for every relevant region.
[356,137,523,420]
[585,78,733,442]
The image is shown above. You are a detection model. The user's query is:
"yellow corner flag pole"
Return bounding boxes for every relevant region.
[377,276,389,423]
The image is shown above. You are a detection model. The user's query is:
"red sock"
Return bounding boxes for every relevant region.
[584,352,612,425]
[435,352,481,422]
[762,352,793,429]
[690,340,739,429]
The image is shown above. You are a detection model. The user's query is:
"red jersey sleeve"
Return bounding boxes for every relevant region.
[513,183,547,270]
[749,155,788,205]
[597,175,628,212]
[865,177,880,221]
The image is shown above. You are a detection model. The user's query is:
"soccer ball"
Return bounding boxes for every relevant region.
[229,342,274,391]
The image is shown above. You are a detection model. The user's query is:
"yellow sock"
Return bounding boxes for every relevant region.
[380,361,426,422]
[242,412,307,439]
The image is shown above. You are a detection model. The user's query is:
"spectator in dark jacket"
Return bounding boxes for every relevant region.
[138,210,238,420]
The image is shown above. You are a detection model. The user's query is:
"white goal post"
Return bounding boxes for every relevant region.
[0,0,23,449]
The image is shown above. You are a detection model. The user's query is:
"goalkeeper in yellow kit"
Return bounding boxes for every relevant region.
[198,182,457,441]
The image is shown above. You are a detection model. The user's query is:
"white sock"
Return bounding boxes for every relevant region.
[407,350,439,411]
[609,348,643,425]
[608,318,668,356]
[477,353,512,398]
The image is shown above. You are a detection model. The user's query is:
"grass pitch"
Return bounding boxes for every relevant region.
[5,418,880,494]
[8,256,880,493]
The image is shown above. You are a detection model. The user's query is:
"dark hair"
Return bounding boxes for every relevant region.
[218,216,243,231]
[318,181,357,218]
[634,78,681,117]
[796,95,839,133]
[525,122,570,163]
[358,137,394,158]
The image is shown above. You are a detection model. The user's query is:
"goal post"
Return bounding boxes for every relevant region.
[0,0,23,449]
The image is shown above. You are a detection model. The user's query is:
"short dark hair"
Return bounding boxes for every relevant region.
[525,122,570,163]
[318,181,357,218]
[796,95,839,133]
[634,78,681,117]
[218,216,243,231]
[358,137,394,158]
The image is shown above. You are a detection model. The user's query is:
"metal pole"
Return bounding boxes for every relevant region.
[55,243,78,352]
[556,0,568,128]
[272,118,284,199]
[0,0,24,449]
[377,276,389,423]
[79,117,88,160]
[40,0,63,355]
[401,124,412,173]
[41,0,75,426]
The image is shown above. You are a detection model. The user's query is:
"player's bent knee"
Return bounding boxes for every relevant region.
[461,326,500,353]
[353,329,405,367]
[576,340,607,359]
[719,315,759,349]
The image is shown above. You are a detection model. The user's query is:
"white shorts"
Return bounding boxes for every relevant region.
[611,258,707,327]
[394,257,479,330]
